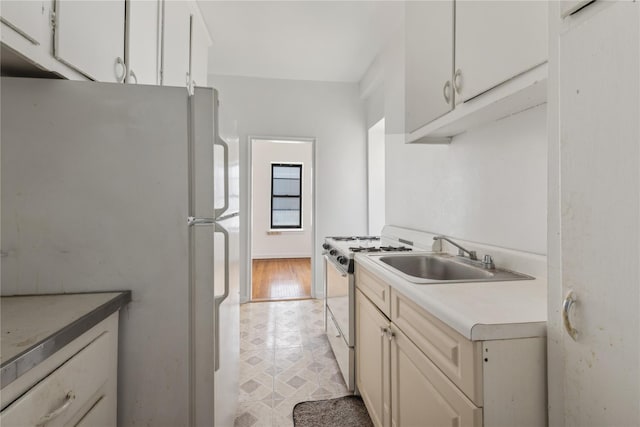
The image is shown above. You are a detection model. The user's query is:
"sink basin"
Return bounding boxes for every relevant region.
[376,254,533,284]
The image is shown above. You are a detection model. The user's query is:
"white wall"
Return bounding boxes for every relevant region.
[251,140,313,259]
[363,17,547,255]
[367,119,386,236]
[208,74,367,301]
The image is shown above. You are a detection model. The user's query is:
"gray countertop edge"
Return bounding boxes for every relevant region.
[1,291,132,389]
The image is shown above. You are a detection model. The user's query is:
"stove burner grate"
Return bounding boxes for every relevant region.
[379,246,413,252]
[348,245,413,253]
[349,247,382,253]
[331,236,380,242]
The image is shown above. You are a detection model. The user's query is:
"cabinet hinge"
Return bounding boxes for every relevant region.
[49,10,56,30]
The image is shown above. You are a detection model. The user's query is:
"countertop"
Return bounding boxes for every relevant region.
[355,254,546,341]
[1,291,131,388]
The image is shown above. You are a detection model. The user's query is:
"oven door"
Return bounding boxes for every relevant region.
[324,256,354,346]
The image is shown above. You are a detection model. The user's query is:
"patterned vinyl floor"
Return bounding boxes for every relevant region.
[234,299,349,427]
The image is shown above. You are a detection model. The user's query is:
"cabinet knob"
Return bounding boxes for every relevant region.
[443,80,452,105]
[114,57,127,83]
[380,326,388,337]
[387,330,396,341]
[453,69,463,94]
[128,69,138,84]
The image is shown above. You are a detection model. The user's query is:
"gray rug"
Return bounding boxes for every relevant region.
[292,396,374,427]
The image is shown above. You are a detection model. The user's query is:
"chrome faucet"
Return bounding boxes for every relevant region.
[433,236,496,270]
[433,236,478,260]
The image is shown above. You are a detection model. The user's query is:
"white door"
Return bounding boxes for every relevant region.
[454,1,547,103]
[557,2,640,426]
[162,0,191,87]
[404,0,454,132]
[53,0,126,82]
[126,0,161,85]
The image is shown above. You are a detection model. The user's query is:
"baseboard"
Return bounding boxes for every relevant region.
[252,254,312,260]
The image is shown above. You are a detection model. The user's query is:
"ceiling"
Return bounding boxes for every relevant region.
[196,1,403,83]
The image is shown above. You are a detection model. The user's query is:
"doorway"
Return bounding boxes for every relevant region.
[249,137,315,301]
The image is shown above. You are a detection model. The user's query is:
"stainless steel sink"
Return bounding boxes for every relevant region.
[375,253,533,284]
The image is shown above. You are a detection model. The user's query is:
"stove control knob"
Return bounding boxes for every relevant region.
[322,243,330,250]
[337,256,348,265]
[329,249,337,256]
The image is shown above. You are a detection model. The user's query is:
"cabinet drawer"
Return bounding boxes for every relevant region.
[391,326,483,427]
[355,263,391,317]
[1,331,113,426]
[391,289,483,406]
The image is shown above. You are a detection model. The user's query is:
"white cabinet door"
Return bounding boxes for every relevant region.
[0,1,46,45]
[162,0,191,88]
[53,0,126,82]
[390,327,482,427]
[455,1,547,104]
[126,0,161,85]
[190,13,210,88]
[404,0,454,133]
[355,290,391,427]
[557,2,640,426]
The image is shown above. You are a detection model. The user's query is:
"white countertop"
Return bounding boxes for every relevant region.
[1,292,127,366]
[355,253,547,341]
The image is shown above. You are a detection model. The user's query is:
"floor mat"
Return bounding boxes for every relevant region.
[292,395,373,427]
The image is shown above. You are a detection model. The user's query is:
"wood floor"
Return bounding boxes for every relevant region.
[251,258,312,301]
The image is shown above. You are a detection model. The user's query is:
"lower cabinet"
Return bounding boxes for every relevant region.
[0,313,119,427]
[356,289,391,427]
[391,325,482,427]
[355,276,546,427]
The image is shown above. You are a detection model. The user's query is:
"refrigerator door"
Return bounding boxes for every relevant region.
[190,89,217,427]
[213,214,240,427]
[213,89,241,218]
[212,86,241,425]
[0,78,200,426]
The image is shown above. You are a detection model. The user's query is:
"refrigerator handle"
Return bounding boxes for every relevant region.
[214,137,229,218]
[213,223,230,372]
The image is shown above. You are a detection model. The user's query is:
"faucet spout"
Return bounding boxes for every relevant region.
[433,236,478,261]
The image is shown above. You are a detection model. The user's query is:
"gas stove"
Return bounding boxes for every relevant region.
[322,234,415,393]
[323,236,414,273]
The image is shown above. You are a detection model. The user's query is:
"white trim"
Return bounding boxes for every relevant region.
[248,136,317,302]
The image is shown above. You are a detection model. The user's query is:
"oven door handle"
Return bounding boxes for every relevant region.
[325,255,348,276]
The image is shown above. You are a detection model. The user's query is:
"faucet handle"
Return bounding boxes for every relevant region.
[482,254,495,270]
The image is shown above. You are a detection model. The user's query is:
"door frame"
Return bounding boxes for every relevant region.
[247,136,317,302]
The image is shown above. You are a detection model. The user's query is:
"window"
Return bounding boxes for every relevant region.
[271,163,302,229]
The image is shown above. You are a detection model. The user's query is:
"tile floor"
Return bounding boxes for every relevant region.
[234,299,350,427]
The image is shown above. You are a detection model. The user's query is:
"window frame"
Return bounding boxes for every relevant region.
[270,163,303,230]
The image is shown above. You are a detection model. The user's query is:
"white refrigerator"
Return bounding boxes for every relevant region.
[0,77,240,427]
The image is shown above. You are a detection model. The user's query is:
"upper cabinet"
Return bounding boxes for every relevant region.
[0,0,211,87]
[53,0,126,83]
[0,1,46,46]
[161,1,191,88]
[190,13,211,88]
[404,0,454,133]
[126,0,161,85]
[405,1,549,143]
[454,1,547,104]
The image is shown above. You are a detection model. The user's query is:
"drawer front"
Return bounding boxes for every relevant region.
[391,289,483,406]
[355,263,391,317]
[391,326,483,427]
[1,331,114,426]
